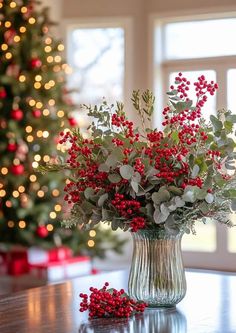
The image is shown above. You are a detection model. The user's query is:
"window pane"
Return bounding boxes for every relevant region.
[227,214,236,253]
[164,19,236,59]
[68,27,124,104]
[182,219,216,252]
[169,70,216,120]
[227,69,236,112]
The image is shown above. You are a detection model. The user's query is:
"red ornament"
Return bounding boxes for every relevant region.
[10,164,25,175]
[7,143,17,152]
[32,109,41,118]
[30,57,42,69]
[36,225,49,238]
[10,108,24,121]
[68,117,77,127]
[0,87,6,99]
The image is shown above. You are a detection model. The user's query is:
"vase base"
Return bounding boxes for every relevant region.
[147,304,176,309]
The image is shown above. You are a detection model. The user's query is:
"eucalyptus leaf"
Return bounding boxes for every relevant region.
[120,165,134,180]
[108,173,122,183]
[191,165,200,179]
[98,193,108,207]
[98,163,110,172]
[131,180,139,193]
[84,187,95,200]
[205,193,214,204]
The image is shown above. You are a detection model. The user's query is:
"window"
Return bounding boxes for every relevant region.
[154,16,236,270]
[67,21,128,135]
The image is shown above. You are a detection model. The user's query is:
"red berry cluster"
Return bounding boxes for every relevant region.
[134,158,145,175]
[130,217,146,232]
[79,282,147,318]
[111,193,141,219]
[112,114,139,143]
[112,138,124,146]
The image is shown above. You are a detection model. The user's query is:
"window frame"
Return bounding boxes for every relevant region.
[152,13,236,271]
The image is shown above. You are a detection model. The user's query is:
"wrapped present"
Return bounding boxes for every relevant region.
[0,251,8,275]
[29,256,92,281]
[0,247,29,276]
[28,246,73,265]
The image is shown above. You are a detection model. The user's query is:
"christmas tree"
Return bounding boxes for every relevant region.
[0,0,125,258]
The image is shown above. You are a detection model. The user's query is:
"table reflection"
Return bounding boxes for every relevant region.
[78,308,187,333]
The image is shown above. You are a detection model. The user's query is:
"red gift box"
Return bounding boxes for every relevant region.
[27,246,73,265]
[0,247,29,276]
[29,256,92,281]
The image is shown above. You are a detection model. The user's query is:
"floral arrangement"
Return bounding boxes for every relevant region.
[40,73,236,235]
[79,282,146,318]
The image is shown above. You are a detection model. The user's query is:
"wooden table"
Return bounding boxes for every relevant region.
[0,269,235,333]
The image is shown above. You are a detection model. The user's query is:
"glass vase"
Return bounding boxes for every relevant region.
[128,228,186,307]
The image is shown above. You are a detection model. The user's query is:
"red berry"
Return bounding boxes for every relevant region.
[36,225,49,238]
[10,164,24,175]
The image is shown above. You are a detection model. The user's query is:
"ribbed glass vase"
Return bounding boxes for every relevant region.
[128,228,186,307]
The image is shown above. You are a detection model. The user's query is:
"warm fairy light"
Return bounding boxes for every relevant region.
[19,220,26,228]
[36,130,43,137]
[65,179,71,185]
[47,224,54,231]
[0,3,3,8]
[13,158,20,165]
[89,230,96,237]
[14,35,21,42]
[29,99,36,107]
[44,46,52,53]
[26,135,34,142]
[8,221,14,228]
[5,21,11,28]
[49,80,55,87]
[35,75,42,81]
[42,131,49,138]
[48,99,55,106]
[54,204,62,212]
[45,37,52,44]
[21,6,27,13]
[52,189,60,197]
[43,155,50,162]
[88,240,95,247]
[49,212,57,219]
[35,102,43,109]
[10,1,17,8]
[29,174,37,182]
[34,154,41,162]
[0,190,6,197]
[12,190,19,198]
[57,44,64,51]
[19,75,26,82]
[18,186,25,193]
[34,82,41,89]
[63,64,73,74]
[0,183,3,188]
[6,200,12,208]
[28,17,36,24]
[1,167,8,175]
[44,83,51,90]
[32,161,39,168]
[37,190,45,198]
[19,26,26,33]
[54,55,61,63]
[53,65,61,72]
[43,109,50,116]
[47,56,53,63]
[5,52,12,60]
[1,44,8,51]
[57,110,64,118]
[25,125,33,133]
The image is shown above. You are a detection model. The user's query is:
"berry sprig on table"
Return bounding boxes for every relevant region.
[79,282,147,318]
